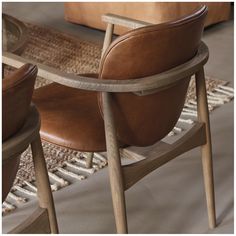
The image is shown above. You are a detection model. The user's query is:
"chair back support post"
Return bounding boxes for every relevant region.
[102,23,114,57]
[102,92,128,233]
[195,67,216,228]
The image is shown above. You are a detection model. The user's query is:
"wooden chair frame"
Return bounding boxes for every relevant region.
[2,13,216,234]
[2,105,58,234]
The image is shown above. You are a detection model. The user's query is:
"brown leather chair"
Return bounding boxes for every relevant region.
[5,5,215,233]
[2,64,58,233]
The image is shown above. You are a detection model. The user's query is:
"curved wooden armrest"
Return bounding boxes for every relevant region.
[102,13,151,30]
[2,41,208,93]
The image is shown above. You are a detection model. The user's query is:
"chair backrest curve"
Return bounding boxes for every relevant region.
[98,6,207,146]
[3,64,38,141]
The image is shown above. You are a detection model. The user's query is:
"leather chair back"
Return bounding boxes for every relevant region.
[3,64,38,141]
[98,6,207,146]
[2,64,37,201]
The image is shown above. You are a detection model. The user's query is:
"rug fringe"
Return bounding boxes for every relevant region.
[2,152,108,214]
[168,84,234,137]
[24,181,37,192]
[214,88,234,97]
[13,186,37,197]
[48,171,69,187]
[65,161,96,174]
[3,202,16,214]
[178,118,194,124]
[94,153,107,165]
[57,167,86,180]
[8,192,27,203]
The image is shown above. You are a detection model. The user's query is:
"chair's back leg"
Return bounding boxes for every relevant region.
[31,133,59,234]
[195,67,216,229]
[102,92,128,234]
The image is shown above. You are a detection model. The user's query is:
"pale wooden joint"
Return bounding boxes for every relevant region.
[102,13,151,29]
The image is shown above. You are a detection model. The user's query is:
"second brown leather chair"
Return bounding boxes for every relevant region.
[2,64,58,233]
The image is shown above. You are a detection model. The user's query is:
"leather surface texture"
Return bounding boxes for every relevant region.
[3,64,37,141]
[33,81,107,152]
[2,63,37,202]
[33,6,207,151]
[98,6,207,146]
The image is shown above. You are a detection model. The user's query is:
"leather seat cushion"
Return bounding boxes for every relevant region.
[33,83,107,152]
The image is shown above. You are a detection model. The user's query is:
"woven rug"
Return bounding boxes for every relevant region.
[3,22,234,214]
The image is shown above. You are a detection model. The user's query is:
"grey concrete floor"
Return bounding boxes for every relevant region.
[2,2,234,234]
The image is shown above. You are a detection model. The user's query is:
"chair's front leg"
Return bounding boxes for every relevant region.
[195,67,216,229]
[102,92,128,234]
[31,133,59,234]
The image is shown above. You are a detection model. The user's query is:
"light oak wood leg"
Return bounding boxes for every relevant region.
[102,92,128,234]
[196,68,216,229]
[31,134,59,234]
[85,152,94,168]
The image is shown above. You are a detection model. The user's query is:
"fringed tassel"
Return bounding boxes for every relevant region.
[178,118,194,124]
[65,161,95,174]
[13,186,37,196]
[57,167,86,180]
[23,181,37,192]
[48,171,69,187]
[8,192,27,203]
[2,202,16,213]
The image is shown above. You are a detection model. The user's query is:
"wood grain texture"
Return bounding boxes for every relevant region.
[102,92,128,233]
[122,122,206,190]
[2,41,208,93]
[31,134,59,233]
[196,68,216,229]
[121,141,170,161]
[102,13,151,30]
